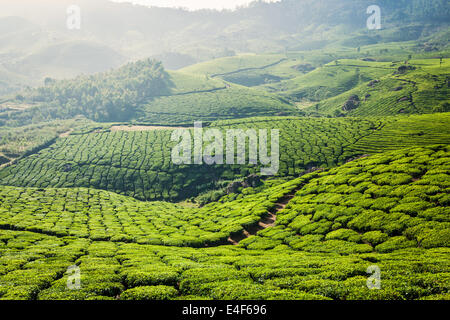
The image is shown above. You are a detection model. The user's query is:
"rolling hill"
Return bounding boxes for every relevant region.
[0,0,449,302]
[0,113,449,202]
[2,59,298,126]
[0,145,449,300]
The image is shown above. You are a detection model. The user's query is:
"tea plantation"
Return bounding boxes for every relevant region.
[310,58,450,117]
[0,176,302,247]
[1,114,449,202]
[0,35,448,301]
[5,59,298,126]
[0,117,376,200]
[0,145,449,300]
[240,145,450,253]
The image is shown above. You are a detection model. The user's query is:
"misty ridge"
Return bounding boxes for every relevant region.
[0,0,448,95]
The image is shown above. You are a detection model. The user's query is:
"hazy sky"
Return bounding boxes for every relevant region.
[110,0,280,11]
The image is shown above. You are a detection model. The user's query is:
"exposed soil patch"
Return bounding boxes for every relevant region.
[227,190,298,245]
[59,129,74,138]
[0,102,36,111]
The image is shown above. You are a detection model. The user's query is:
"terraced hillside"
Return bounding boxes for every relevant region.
[239,145,450,253]
[2,59,298,127]
[0,176,300,247]
[0,117,375,201]
[0,145,449,300]
[310,58,450,116]
[182,49,449,117]
[180,54,286,78]
[1,114,449,202]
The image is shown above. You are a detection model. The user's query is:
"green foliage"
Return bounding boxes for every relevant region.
[0,116,382,201]
[24,59,170,122]
[375,236,417,253]
[120,286,178,300]
[248,145,450,256]
[311,58,450,117]
[361,231,389,246]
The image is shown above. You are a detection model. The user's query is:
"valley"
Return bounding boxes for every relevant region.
[0,0,448,302]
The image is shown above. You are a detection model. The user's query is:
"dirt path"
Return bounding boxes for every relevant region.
[227,190,298,245]
[59,129,74,138]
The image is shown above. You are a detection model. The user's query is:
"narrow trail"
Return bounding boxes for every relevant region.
[227,190,299,245]
[59,129,73,138]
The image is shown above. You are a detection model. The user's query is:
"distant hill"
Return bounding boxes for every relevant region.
[17,41,125,76]
[0,0,448,94]
[1,58,298,125]
[0,15,125,95]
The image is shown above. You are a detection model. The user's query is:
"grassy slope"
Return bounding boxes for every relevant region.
[1,64,298,126]
[138,65,298,125]
[261,59,396,102]
[180,54,286,76]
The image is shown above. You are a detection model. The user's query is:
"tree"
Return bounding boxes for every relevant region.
[22,59,170,122]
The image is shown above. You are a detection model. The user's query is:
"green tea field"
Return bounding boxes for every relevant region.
[0,1,449,303]
[0,145,449,300]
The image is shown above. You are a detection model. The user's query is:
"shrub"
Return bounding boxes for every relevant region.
[375,236,416,253]
[123,269,180,288]
[120,286,178,300]
[361,231,389,246]
[325,229,361,243]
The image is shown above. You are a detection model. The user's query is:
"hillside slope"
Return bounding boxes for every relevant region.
[0,145,449,300]
[1,59,298,126]
[239,145,450,253]
[0,114,449,202]
[311,58,450,116]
